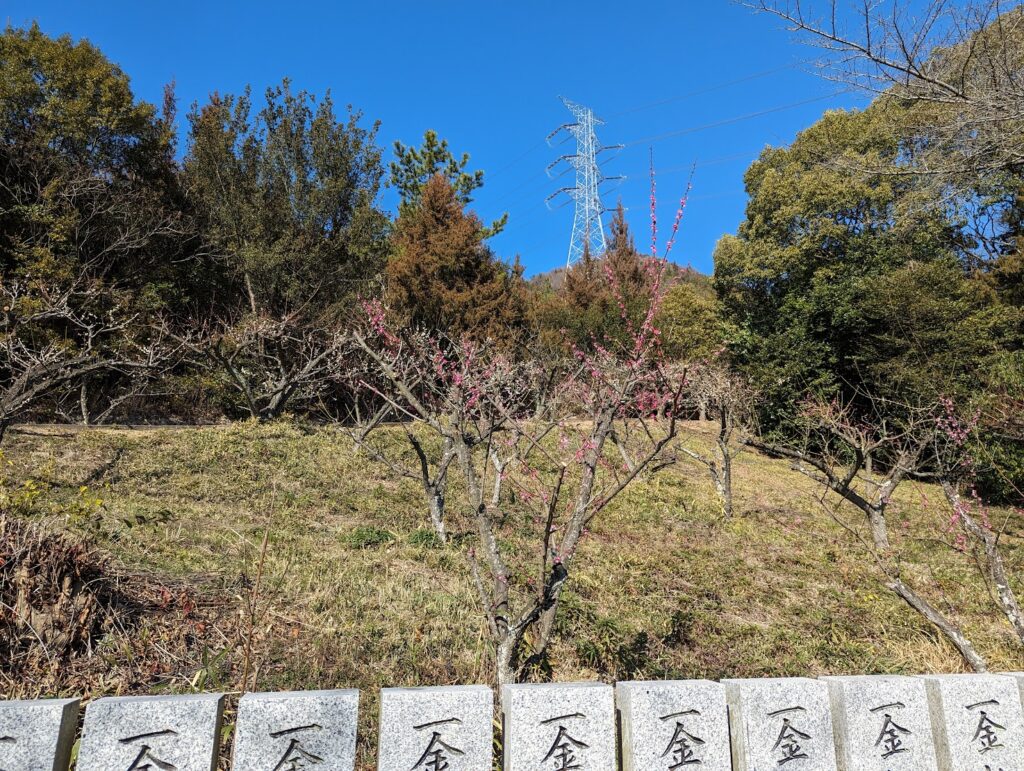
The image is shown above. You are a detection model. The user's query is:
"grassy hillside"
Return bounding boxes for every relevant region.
[2,420,1022,767]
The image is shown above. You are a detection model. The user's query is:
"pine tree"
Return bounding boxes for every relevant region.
[390,130,507,235]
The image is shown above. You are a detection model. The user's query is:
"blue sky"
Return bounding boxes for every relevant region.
[9,1,868,276]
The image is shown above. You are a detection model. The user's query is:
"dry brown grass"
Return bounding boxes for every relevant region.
[1,419,1021,768]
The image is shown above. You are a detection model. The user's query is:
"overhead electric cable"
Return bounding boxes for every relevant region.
[624,90,851,147]
[608,60,808,118]
[484,60,811,188]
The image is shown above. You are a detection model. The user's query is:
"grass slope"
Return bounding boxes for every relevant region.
[2,420,1022,767]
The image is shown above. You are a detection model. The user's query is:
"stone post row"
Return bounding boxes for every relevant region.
[1,672,1022,769]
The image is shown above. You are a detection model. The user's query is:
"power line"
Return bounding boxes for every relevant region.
[624,90,851,147]
[489,90,849,210]
[483,60,810,189]
[500,148,765,231]
[608,60,808,118]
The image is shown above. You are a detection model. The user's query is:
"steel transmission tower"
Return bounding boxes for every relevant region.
[546,98,622,268]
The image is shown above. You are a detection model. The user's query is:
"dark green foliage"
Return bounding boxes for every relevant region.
[715,105,1006,406]
[181,80,391,419]
[390,129,507,236]
[0,23,184,296]
[184,80,389,321]
[535,205,658,353]
[715,100,1023,498]
[0,24,193,426]
[657,277,732,363]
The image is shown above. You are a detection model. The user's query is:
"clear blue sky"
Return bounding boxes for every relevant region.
[9,1,867,276]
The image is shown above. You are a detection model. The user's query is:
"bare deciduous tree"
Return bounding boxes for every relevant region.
[677,363,755,517]
[0,277,177,443]
[353,247,690,683]
[351,165,693,684]
[750,394,990,671]
[347,372,459,545]
[750,1,1024,181]
[180,313,349,422]
[929,397,1024,647]
[353,314,684,684]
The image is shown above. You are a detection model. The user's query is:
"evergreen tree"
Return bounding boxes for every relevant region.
[386,174,526,346]
[183,80,389,419]
[0,24,188,429]
[540,204,661,352]
[390,129,507,236]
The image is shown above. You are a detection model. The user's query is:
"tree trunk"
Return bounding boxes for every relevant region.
[79,379,90,425]
[942,480,1024,646]
[0,418,9,446]
[495,635,517,686]
[490,450,506,508]
[534,600,559,662]
[887,577,988,672]
[426,484,448,544]
[717,434,733,518]
[868,508,891,551]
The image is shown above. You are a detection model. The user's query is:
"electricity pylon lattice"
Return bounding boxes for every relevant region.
[546,97,622,268]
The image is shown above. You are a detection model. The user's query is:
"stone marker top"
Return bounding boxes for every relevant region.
[383,684,492,696]
[922,672,1018,680]
[724,675,823,685]
[240,688,359,701]
[0,698,79,707]
[503,681,611,693]
[822,674,938,770]
[502,682,616,771]
[617,678,721,689]
[821,674,911,682]
[234,688,359,771]
[88,692,224,705]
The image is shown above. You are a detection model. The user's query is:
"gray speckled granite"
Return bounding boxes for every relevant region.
[76,693,223,771]
[616,679,730,771]
[501,682,615,771]
[920,673,1023,771]
[723,677,838,771]
[377,685,491,770]
[233,689,358,770]
[1004,671,1024,704]
[0,698,78,771]
[821,675,938,770]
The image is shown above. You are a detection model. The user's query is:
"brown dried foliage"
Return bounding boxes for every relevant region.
[0,515,239,698]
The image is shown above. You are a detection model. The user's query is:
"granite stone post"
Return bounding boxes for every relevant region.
[616,679,731,771]
[76,693,224,771]
[0,698,79,771]
[822,674,938,770]
[724,676,839,771]
[501,682,615,770]
[233,689,359,770]
[377,685,492,770]
[920,673,1024,771]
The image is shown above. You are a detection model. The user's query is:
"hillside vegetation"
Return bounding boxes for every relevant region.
[2,421,1021,766]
